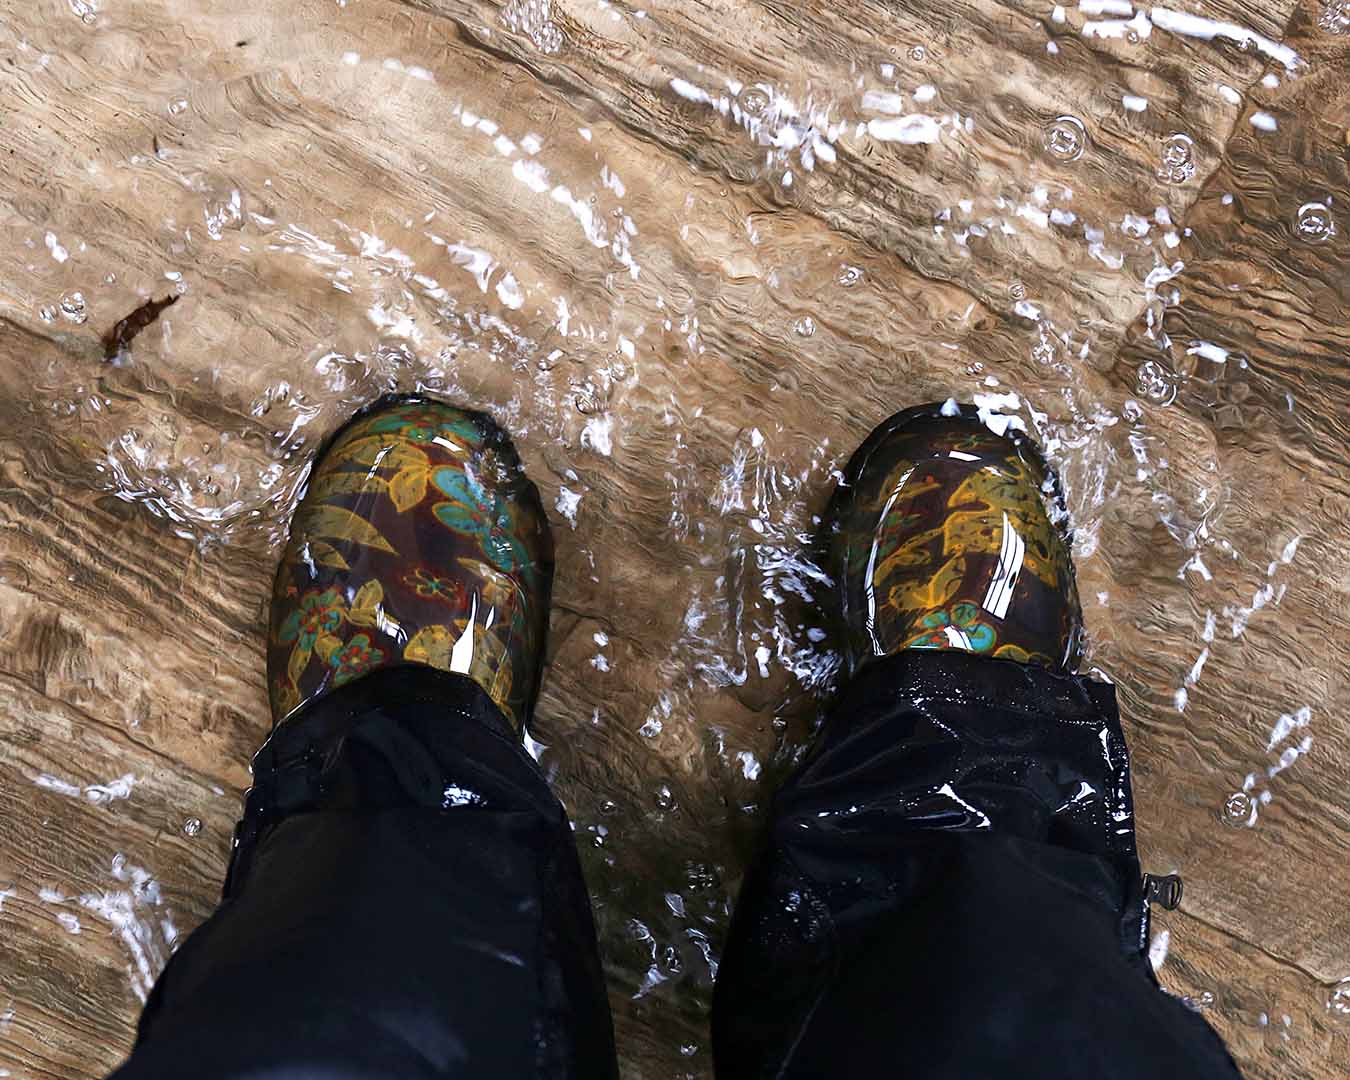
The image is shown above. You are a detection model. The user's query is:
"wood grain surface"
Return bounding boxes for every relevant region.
[0,0,1346,1076]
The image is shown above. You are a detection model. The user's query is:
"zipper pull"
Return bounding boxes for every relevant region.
[1143,872,1184,910]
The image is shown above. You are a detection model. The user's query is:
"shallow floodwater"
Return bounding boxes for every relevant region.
[0,1,1347,1077]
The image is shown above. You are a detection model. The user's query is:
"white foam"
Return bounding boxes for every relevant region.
[581,414,614,456]
[556,486,582,527]
[35,773,137,804]
[867,115,941,144]
[1148,8,1303,71]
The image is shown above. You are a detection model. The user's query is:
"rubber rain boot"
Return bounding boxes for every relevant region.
[823,401,1082,673]
[267,393,554,732]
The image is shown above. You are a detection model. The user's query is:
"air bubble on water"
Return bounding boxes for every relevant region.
[1320,1,1350,34]
[1008,281,1027,300]
[204,188,244,240]
[1135,360,1177,405]
[837,265,863,287]
[59,291,87,323]
[793,315,816,337]
[1222,790,1254,826]
[167,98,188,115]
[908,45,927,61]
[1122,213,1151,239]
[182,817,202,837]
[739,87,770,116]
[1043,115,1087,161]
[1293,202,1336,244]
[573,390,599,414]
[501,0,564,53]
[38,304,57,324]
[1159,133,1195,184]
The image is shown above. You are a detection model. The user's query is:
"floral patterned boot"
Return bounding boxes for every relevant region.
[823,402,1082,674]
[267,394,553,732]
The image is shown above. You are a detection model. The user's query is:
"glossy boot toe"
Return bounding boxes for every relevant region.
[267,394,553,732]
[823,402,1082,674]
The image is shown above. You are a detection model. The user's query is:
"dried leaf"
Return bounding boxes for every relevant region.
[292,505,396,553]
[389,466,429,512]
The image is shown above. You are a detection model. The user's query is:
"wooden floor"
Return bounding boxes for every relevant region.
[0,0,1347,1076]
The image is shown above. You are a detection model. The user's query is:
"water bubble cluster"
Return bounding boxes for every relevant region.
[1293,202,1337,245]
[1159,133,1196,184]
[1135,360,1177,405]
[1318,1,1350,35]
[1043,115,1087,162]
[739,87,770,116]
[1222,790,1254,826]
[59,291,87,324]
[501,0,565,54]
[204,188,244,241]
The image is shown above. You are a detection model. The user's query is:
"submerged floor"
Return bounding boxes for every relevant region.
[0,0,1347,1076]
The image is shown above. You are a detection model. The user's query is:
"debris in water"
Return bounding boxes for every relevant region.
[102,295,180,364]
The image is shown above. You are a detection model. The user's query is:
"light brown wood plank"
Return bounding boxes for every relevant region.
[0,2,1345,1078]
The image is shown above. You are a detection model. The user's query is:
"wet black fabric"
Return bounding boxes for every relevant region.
[111,656,1240,1080]
[111,666,617,1080]
[712,650,1241,1079]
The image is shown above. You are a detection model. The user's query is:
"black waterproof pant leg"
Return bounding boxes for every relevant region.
[712,650,1242,1079]
[111,666,619,1080]
[112,655,1240,1079]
